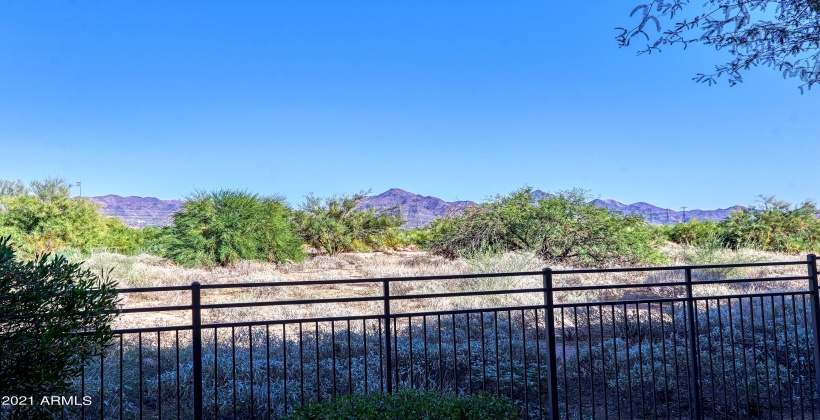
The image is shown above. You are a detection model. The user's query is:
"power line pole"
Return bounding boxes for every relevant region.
[76,181,82,198]
[681,206,687,223]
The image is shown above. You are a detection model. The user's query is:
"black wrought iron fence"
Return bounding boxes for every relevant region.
[7,255,820,419]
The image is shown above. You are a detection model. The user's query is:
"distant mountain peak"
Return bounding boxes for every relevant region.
[87,195,182,228]
[90,189,744,229]
[358,189,475,228]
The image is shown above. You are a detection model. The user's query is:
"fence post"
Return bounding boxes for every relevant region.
[807,254,820,408]
[684,268,702,420]
[543,268,560,420]
[192,282,203,420]
[383,279,393,394]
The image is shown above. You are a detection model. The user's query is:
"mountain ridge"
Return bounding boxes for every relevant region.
[88,190,744,229]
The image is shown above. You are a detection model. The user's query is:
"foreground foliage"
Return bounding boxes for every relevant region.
[163,189,306,267]
[284,390,520,420]
[429,187,665,267]
[0,236,119,419]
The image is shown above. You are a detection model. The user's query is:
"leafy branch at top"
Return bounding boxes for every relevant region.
[618,0,820,92]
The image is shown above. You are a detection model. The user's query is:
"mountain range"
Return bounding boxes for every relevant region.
[88,189,744,229]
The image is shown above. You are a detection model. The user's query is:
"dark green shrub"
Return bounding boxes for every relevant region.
[284,389,520,420]
[429,187,665,267]
[163,189,306,267]
[294,191,404,255]
[0,236,119,419]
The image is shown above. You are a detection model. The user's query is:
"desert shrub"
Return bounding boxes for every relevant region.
[0,178,109,256]
[95,219,162,255]
[383,227,433,250]
[284,389,520,420]
[681,234,758,280]
[163,189,306,267]
[0,236,119,419]
[0,178,163,259]
[294,191,403,255]
[720,196,820,253]
[662,219,725,246]
[0,179,27,197]
[429,187,665,267]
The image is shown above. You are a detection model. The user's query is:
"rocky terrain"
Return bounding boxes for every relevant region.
[89,189,744,229]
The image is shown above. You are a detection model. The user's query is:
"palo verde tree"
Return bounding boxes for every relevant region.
[0,177,108,256]
[0,236,119,419]
[618,0,820,92]
[163,189,306,267]
[294,190,404,255]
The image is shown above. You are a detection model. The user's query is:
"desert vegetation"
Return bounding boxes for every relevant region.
[659,195,820,253]
[0,178,159,258]
[161,189,306,267]
[4,178,818,272]
[428,187,665,267]
[293,190,404,255]
[4,178,820,418]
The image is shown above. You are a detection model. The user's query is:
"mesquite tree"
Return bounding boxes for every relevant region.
[618,0,820,92]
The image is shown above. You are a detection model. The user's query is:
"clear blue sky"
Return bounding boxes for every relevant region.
[2,1,817,210]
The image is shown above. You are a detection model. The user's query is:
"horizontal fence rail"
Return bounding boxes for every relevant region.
[4,257,820,419]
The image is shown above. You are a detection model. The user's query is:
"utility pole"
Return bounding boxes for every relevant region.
[76,181,82,198]
[666,208,670,224]
[681,206,687,223]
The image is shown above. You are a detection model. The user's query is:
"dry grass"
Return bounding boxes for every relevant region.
[80,246,813,331]
[64,246,816,419]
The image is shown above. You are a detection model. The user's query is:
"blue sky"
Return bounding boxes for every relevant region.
[1,1,817,210]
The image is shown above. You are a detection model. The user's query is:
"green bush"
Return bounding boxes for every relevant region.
[378,227,434,250]
[661,219,724,246]
[284,389,520,420]
[0,178,107,256]
[0,236,119,419]
[720,196,820,253]
[429,187,665,267]
[294,191,404,255]
[0,177,154,258]
[655,196,820,254]
[163,189,306,267]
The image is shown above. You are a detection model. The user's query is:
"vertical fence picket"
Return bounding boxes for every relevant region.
[191,282,203,420]
[684,268,702,420]
[383,279,393,395]
[543,268,560,420]
[808,254,820,412]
